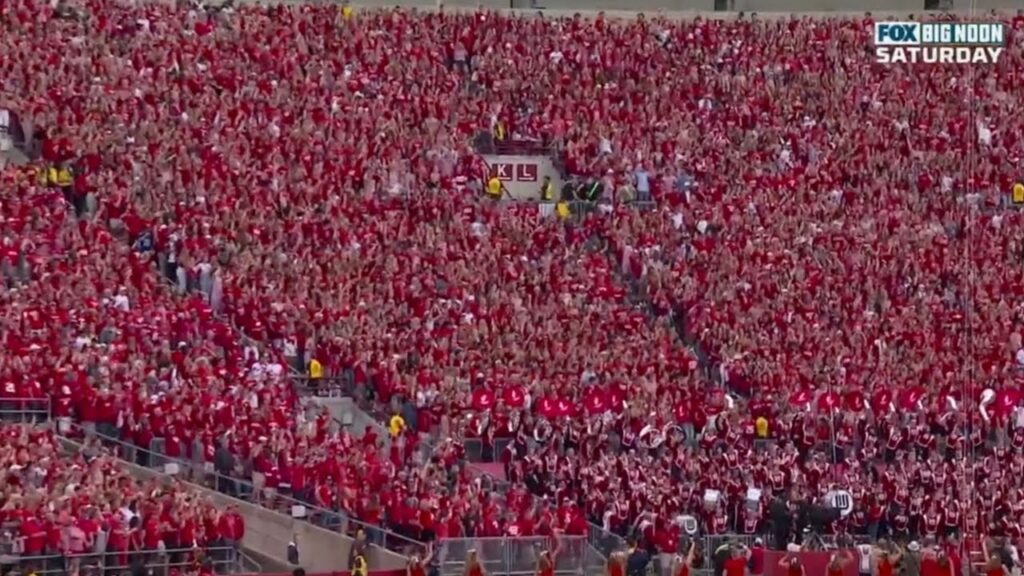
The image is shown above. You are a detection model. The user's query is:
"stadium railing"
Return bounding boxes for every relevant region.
[436,536,599,576]
[4,545,248,576]
[0,397,51,422]
[587,523,628,560]
[61,423,429,558]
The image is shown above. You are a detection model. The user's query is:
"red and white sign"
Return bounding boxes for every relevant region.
[515,163,538,182]
[491,163,537,183]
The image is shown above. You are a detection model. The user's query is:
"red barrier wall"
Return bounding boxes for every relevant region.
[762,550,860,576]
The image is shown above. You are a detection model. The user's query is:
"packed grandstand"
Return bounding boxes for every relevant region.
[1,0,1024,574]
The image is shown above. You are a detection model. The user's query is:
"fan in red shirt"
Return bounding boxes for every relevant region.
[406,542,434,576]
[535,531,561,576]
[672,541,697,576]
[724,546,752,576]
[776,552,806,576]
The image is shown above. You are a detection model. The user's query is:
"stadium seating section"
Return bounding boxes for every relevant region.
[1,0,1024,561]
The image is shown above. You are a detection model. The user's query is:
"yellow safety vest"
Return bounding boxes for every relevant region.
[541,181,554,202]
[46,167,58,186]
[1013,182,1024,205]
[308,359,323,379]
[486,177,502,198]
[388,415,405,437]
[56,168,73,186]
[755,417,769,438]
[352,555,368,576]
[493,122,506,142]
[555,202,570,219]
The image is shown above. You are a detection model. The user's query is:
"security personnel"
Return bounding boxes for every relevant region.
[350,530,370,576]
[539,175,555,202]
[307,358,323,392]
[308,358,322,380]
[352,555,368,576]
[55,164,73,190]
[1012,182,1024,205]
[492,120,506,143]
[486,175,502,200]
[755,416,769,439]
[389,414,406,437]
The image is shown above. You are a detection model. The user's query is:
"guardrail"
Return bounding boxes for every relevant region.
[290,373,437,464]
[1,545,244,576]
[587,523,628,560]
[0,397,50,421]
[436,536,601,576]
[63,423,428,558]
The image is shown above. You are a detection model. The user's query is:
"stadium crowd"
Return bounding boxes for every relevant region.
[0,423,241,574]
[1,0,1024,561]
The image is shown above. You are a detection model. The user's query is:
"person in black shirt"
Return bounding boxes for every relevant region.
[625,537,650,576]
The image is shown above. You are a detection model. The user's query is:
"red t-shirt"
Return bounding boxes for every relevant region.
[724,557,747,576]
[20,517,46,554]
[921,557,941,576]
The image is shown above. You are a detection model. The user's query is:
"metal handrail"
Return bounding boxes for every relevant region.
[289,373,437,461]
[436,536,596,576]
[7,545,242,576]
[62,423,427,556]
[236,549,264,573]
[586,522,627,560]
[0,397,51,420]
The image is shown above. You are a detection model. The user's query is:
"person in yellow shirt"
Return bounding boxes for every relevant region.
[555,201,570,219]
[307,358,323,392]
[486,176,502,200]
[755,417,769,439]
[1012,182,1024,205]
[389,414,406,437]
[340,1,353,21]
[56,166,73,188]
[308,358,323,379]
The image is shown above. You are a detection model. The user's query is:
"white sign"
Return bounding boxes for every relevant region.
[826,490,854,517]
[703,489,721,510]
[874,22,1005,64]
[746,487,762,513]
[678,515,699,536]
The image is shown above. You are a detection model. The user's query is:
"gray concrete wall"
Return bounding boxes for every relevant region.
[309,395,392,444]
[57,436,410,573]
[482,154,563,202]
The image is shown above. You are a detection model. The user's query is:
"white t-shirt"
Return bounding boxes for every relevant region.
[856,545,873,573]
